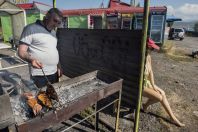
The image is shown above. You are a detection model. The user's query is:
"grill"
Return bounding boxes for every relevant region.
[0,70,123,132]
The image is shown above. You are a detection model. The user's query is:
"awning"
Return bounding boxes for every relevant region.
[166,15,182,22]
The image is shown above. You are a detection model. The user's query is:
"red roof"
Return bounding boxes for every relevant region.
[33,1,52,7]
[108,0,131,8]
[62,8,107,16]
[17,3,34,9]
[62,0,166,16]
[62,6,167,16]
[17,1,52,10]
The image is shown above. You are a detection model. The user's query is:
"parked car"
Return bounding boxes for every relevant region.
[168,28,185,40]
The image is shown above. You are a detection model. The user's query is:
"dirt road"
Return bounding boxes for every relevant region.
[174,36,198,50]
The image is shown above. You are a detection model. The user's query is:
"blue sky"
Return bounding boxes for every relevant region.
[30,0,198,21]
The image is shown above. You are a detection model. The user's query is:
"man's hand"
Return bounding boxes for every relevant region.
[31,59,43,69]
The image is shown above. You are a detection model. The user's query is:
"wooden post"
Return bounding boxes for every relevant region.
[53,0,56,8]
[134,0,150,131]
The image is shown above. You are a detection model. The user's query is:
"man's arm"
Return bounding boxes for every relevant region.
[18,44,43,69]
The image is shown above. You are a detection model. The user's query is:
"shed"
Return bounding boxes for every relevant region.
[0,1,51,43]
[0,0,26,43]
[17,1,52,24]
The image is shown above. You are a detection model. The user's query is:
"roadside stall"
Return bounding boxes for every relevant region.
[0,0,26,44]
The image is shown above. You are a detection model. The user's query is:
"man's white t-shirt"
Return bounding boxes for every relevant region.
[20,20,59,76]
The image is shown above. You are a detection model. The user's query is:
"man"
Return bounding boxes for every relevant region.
[18,8,63,88]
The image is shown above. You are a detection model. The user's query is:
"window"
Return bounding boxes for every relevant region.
[134,14,143,30]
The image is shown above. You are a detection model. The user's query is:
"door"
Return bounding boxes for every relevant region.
[150,15,165,43]
[93,16,102,29]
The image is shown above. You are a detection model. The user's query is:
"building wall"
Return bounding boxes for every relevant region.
[26,13,40,24]
[0,15,12,42]
[0,11,43,42]
[40,13,45,20]
[0,22,2,40]
[68,15,88,28]
[65,11,166,44]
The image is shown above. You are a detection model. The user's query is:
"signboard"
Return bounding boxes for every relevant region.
[122,13,133,18]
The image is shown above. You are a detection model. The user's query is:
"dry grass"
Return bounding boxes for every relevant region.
[79,106,95,122]
[161,40,195,62]
[160,40,174,53]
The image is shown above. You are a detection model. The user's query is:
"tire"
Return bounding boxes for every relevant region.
[180,38,184,41]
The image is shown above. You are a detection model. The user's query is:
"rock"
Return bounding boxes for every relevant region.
[193,111,198,118]
[180,83,185,87]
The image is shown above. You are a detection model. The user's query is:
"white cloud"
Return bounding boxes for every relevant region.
[167,3,198,21]
[167,5,175,16]
[177,3,198,15]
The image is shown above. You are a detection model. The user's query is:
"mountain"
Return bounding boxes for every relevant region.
[172,21,198,31]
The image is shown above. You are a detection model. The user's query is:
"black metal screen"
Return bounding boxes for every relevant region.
[57,29,142,108]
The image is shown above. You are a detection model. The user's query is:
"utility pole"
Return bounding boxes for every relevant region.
[130,0,135,6]
[53,0,56,8]
[134,0,150,131]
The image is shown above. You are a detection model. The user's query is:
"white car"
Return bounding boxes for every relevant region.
[168,28,185,40]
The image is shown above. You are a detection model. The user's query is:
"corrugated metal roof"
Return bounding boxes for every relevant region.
[33,1,52,7]
[34,1,52,13]
[17,1,52,12]
[62,8,107,16]
[0,0,24,15]
[62,0,166,16]
[108,0,131,8]
[17,3,34,9]
[62,6,166,16]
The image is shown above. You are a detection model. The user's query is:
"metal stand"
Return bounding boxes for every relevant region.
[115,90,122,132]
[62,90,122,132]
[95,102,99,131]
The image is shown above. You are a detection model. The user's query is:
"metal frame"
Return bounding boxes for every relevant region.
[14,71,123,132]
[149,14,165,43]
[0,53,28,70]
[61,89,122,132]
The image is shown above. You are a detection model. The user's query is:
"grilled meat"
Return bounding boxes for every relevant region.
[23,92,42,116]
[46,83,59,102]
[37,91,52,108]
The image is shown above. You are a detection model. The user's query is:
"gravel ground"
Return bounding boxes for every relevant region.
[139,53,198,132]
[139,37,198,132]
[0,36,198,131]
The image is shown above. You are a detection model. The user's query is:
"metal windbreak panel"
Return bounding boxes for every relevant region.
[57,29,142,108]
